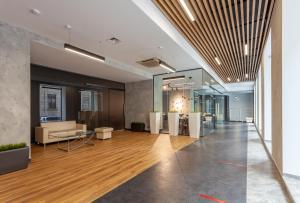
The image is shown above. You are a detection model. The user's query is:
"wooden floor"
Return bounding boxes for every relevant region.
[0,131,195,203]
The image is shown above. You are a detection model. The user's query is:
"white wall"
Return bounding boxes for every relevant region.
[263,32,272,141]
[258,68,263,134]
[282,0,300,176]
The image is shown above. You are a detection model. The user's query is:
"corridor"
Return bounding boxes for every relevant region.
[96,123,290,203]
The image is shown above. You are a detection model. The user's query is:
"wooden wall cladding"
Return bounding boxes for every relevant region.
[153,0,274,83]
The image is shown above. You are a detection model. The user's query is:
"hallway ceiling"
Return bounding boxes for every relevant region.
[153,0,274,83]
[0,0,200,82]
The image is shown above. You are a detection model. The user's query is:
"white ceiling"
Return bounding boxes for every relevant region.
[0,0,201,82]
[30,42,145,83]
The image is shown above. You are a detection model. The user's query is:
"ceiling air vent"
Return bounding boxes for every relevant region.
[107,37,121,45]
[137,57,160,68]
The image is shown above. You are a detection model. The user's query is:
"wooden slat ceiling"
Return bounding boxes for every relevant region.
[153,0,275,83]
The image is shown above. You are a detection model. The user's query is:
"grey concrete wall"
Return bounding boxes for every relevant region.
[227,92,254,121]
[0,21,66,158]
[0,22,31,147]
[125,80,153,130]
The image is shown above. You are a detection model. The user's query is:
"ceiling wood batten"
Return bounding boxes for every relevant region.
[153,0,275,83]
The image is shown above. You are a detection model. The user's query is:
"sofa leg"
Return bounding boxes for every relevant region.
[44,144,46,149]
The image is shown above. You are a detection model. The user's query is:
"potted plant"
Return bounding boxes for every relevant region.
[149,111,161,135]
[0,143,29,175]
[168,111,179,136]
[189,112,201,138]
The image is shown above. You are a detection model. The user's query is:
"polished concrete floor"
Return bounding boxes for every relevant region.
[96,123,291,203]
[246,125,290,202]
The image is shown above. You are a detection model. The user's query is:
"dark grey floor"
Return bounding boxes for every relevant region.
[95,123,248,203]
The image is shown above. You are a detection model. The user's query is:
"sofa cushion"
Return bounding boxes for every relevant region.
[95,127,114,133]
[49,129,83,139]
[41,121,77,132]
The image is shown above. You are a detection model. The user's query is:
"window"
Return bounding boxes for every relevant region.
[40,84,65,122]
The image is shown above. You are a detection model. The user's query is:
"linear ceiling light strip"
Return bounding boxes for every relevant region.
[64,43,105,62]
[163,75,185,81]
[159,61,176,73]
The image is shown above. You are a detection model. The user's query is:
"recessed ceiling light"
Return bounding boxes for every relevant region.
[64,24,72,30]
[245,73,249,78]
[158,46,164,49]
[227,77,231,82]
[179,0,195,21]
[30,8,41,16]
[215,57,221,65]
[244,44,248,56]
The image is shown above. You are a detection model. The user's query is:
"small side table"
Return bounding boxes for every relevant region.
[95,127,114,140]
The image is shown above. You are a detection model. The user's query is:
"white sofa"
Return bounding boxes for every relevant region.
[35,121,86,147]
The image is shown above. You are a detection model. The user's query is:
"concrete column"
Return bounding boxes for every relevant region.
[0,22,31,154]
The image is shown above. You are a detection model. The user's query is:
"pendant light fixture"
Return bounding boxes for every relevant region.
[63,25,105,63]
[64,44,105,63]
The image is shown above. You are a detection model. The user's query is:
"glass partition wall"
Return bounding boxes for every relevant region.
[154,68,226,136]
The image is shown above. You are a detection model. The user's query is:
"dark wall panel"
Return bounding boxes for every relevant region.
[66,87,80,121]
[30,64,125,142]
[109,89,125,130]
[30,81,40,143]
[31,64,125,90]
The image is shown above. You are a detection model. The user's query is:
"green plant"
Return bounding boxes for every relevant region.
[0,143,26,152]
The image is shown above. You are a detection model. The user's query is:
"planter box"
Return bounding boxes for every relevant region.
[0,146,29,175]
[168,112,179,136]
[189,113,201,138]
[150,112,161,134]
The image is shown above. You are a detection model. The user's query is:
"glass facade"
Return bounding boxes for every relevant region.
[153,68,226,136]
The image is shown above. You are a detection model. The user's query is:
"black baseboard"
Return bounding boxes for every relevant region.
[125,128,150,133]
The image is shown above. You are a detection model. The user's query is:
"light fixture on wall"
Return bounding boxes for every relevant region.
[237,78,240,82]
[64,43,105,63]
[163,75,185,81]
[215,57,221,65]
[227,77,231,82]
[159,61,176,73]
[179,0,195,22]
[245,73,249,78]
